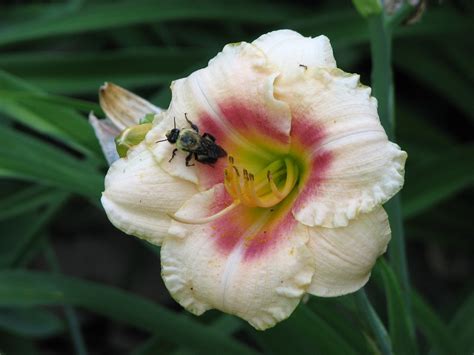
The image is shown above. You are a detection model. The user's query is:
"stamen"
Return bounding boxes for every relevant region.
[171,156,300,225]
[268,171,286,199]
[223,157,299,209]
[168,201,240,225]
[224,169,237,198]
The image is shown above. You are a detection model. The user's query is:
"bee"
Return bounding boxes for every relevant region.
[157,113,227,166]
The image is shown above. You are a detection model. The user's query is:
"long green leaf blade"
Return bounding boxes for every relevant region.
[403,144,474,219]
[411,292,459,354]
[0,128,102,198]
[0,1,297,47]
[251,304,357,355]
[376,259,417,355]
[0,270,257,355]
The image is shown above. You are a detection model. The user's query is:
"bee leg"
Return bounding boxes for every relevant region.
[185,152,195,166]
[185,113,199,132]
[202,133,216,142]
[168,148,178,163]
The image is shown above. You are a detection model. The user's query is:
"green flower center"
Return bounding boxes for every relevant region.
[224,155,300,208]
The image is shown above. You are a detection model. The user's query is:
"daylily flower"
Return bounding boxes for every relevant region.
[96,30,407,330]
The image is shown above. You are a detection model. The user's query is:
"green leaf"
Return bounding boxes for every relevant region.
[0,91,101,114]
[411,292,460,355]
[288,6,473,50]
[0,1,298,47]
[287,10,368,49]
[402,144,474,219]
[0,48,212,95]
[0,193,68,267]
[0,185,54,221]
[307,295,376,355]
[0,70,102,157]
[132,315,241,355]
[353,290,392,355]
[376,259,418,355]
[0,128,103,199]
[0,330,39,355]
[450,291,474,354]
[251,304,357,355]
[0,270,257,355]
[0,307,64,338]
[396,6,474,39]
[394,42,474,122]
[396,104,456,161]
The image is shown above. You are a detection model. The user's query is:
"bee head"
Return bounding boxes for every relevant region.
[166,128,180,144]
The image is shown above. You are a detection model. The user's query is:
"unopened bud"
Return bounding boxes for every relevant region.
[352,0,382,17]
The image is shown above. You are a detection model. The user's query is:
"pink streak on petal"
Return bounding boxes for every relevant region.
[199,113,227,145]
[220,102,289,145]
[209,186,247,255]
[290,116,333,213]
[292,150,332,212]
[290,115,325,148]
[208,185,298,260]
[243,212,297,261]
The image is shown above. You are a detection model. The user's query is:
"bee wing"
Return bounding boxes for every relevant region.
[215,144,227,157]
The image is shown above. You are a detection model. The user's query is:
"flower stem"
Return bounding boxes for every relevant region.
[355,289,392,355]
[367,4,416,351]
[368,15,394,137]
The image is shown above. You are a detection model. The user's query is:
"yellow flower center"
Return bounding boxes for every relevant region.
[168,154,301,225]
[224,156,299,208]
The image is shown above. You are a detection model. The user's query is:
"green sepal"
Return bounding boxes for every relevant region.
[115,123,152,158]
[139,113,155,124]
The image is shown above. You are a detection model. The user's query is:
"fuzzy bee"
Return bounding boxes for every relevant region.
[157,113,227,166]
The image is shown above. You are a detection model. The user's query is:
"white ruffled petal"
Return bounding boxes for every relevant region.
[253,29,336,77]
[101,143,197,244]
[307,207,391,296]
[275,67,407,227]
[161,184,315,330]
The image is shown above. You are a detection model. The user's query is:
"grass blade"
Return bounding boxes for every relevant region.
[0,48,212,95]
[394,43,474,122]
[376,259,417,355]
[411,292,460,355]
[0,1,297,47]
[0,192,68,268]
[402,144,474,219]
[450,291,474,354]
[0,128,103,199]
[0,308,64,338]
[0,185,54,221]
[0,270,257,355]
[251,304,357,355]
[0,70,102,157]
